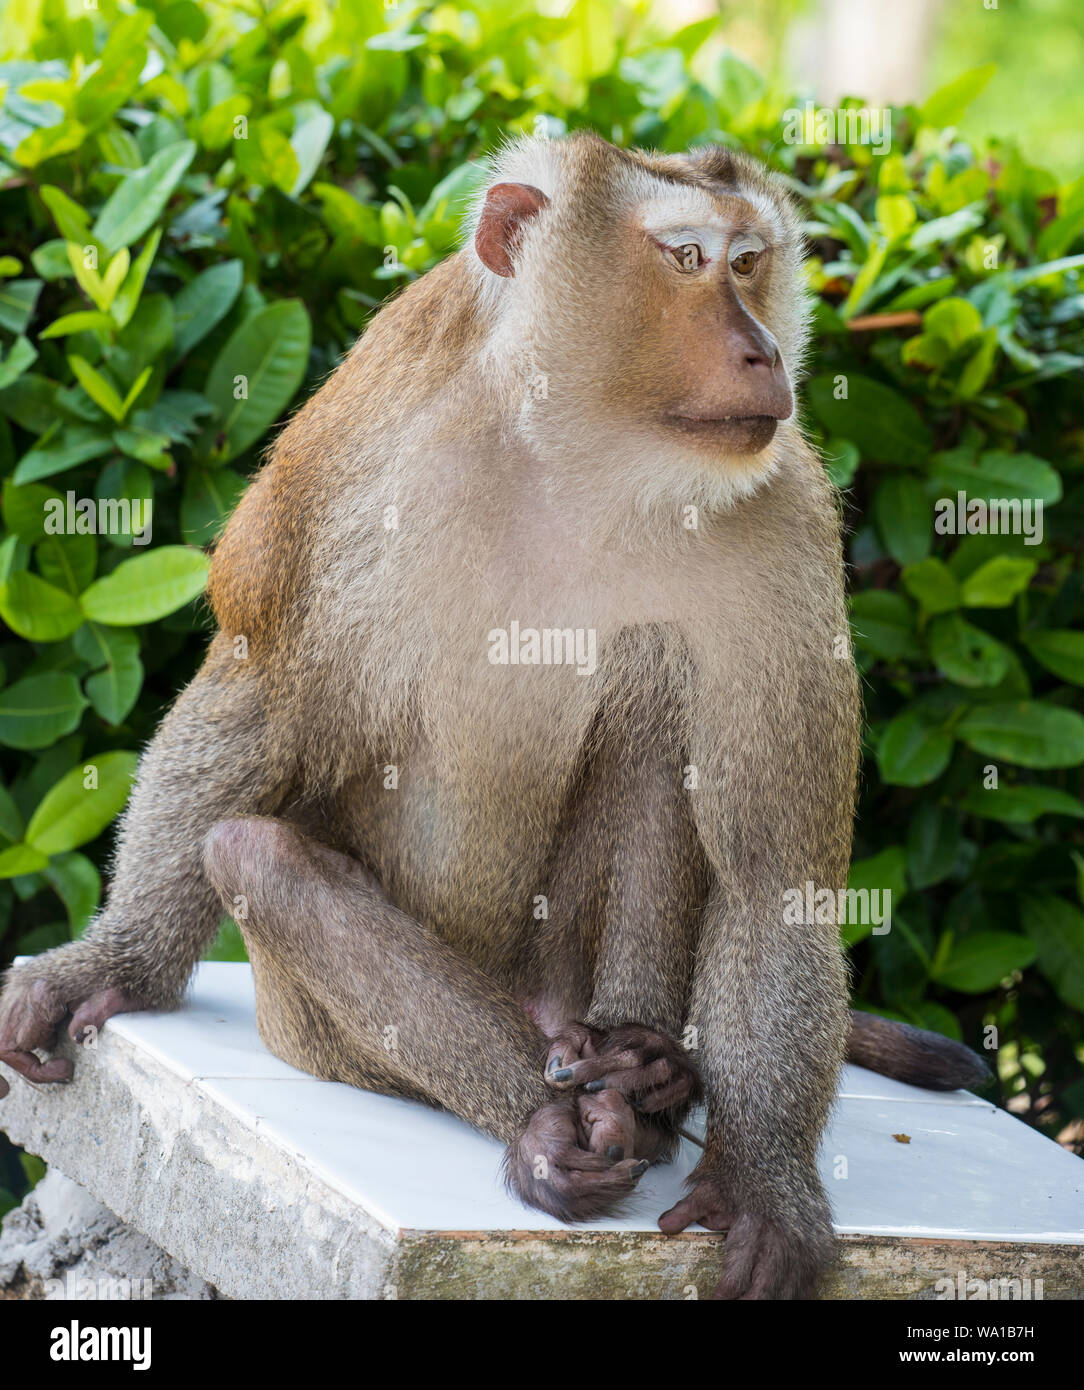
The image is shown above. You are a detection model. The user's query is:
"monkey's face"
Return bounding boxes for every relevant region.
[626,192,795,457]
[472,136,810,506]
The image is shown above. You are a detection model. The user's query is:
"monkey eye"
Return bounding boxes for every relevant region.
[665,242,704,272]
[730,249,760,276]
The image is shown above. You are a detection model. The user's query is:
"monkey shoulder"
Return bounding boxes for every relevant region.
[207,457,316,653]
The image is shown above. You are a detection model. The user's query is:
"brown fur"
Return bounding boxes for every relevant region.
[0,134,986,1299]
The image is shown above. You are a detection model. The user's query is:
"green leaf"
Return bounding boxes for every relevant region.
[958,702,1084,769]
[933,930,1036,993]
[181,467,247,545]
[172,259,243,358]
[68,354,126,421]
[929,613,1011,688]
[823,438,859,489]
[901,558,961,615]
[40,310,115,339]
[960,556,1037,608]
[877,711,953,787]
[872,474,930,564]
[920,65,997,126]
[875,195,915,243]
[961,784,1084,824]
[850,591,920,661]
[15,121,88,169]
[907,803,961,890]
[1021,630,1084,686]
[0,279,43,334]
[0,843,49,878]
[0,571,84,641]
[807,374,931,466]
[957,328,999,398]
[908,205,986,252]
[0,672,88,750]
[92,141,196,254]
[74,623,143,725]
[0,335,37,389]
[204,300,311,463]
[288,102,334,196]
[39,186,91,243]
[2,478,57,543]
[0,783,23,843]
[35,531,97,595]
[110,226,162,329]
[94,458,153,550]
[80,546,209,625]
[923,296,983,349]
[67,242,129,311]
[25,751,139,855]
[930,449,1062,507]
[13,424,113,485]
[44,851,101,933]
[840,847,906,947]
[1021,894,1084,1012]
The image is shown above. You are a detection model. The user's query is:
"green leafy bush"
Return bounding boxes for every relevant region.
[0,0,1081,1211]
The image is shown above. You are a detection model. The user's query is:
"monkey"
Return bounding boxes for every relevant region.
[0,133,990,1300]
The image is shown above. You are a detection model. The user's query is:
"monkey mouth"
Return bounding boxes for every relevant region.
[662,413,780,454]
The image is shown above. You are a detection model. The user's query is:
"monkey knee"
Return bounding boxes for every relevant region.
[203,817,295,903]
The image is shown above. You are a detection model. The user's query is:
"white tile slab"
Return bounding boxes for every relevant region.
[198,1075,703,1234]
[90,963,1084,1243]
[104,961,318,1083]
[822,1099,1084,1243]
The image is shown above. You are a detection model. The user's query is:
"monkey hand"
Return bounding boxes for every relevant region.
[545,1022,702,1118]
[658,1168,834,1300]
[0,965,142,1098]
[503,1093,652,1223]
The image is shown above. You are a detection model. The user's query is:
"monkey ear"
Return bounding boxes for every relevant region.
[474,182,550,278]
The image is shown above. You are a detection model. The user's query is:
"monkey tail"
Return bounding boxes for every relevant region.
[846,1010,993,1092]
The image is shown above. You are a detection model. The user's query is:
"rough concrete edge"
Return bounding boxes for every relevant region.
[0,1033,397,1301]
[0,1169,220,1301]
[394,1230,1084,1300]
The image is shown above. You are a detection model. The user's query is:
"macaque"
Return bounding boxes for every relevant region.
[0,133,988,1299]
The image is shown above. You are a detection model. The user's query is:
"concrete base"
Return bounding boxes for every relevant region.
[0,964,1081,1299]
[0,1170,217,1301]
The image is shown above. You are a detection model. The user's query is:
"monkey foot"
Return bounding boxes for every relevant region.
[503,1095,651,1223]
[0,977,143,1098]
[659,1175,833,1299]
[544,1021,702,1117]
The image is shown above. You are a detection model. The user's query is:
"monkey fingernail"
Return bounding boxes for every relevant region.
[631,1160,650,1179]
[548,1056,563,1073]
[606,1145,624,1162]
[584,1078,607,1093]
[551,1067,573,1082]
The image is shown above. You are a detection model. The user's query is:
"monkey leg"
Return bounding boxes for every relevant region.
[535,656,708,1149]
[202,817,651,1222]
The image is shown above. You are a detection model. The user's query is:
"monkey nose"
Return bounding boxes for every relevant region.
[734,358,792,420]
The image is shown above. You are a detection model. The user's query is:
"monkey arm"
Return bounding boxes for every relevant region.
[664,636,860,1298]
[0,640,292,1093]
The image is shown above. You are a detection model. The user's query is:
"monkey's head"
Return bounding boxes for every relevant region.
[469,133,810,508]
